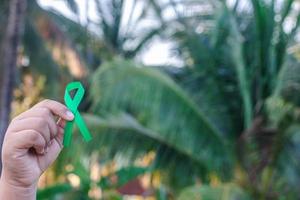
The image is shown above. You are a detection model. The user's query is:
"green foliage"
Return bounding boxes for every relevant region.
[23,20,60,86]
[62,0,300,195]
[99,166,148,189]
[37,183,73,200]
[275,56,300,105]
[2,0,300,198]
[178,184,251,200]
[263,59,300,199]
[94,0,161,59]
[89,59,233,187]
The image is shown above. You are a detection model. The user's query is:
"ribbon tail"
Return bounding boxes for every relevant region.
[75,114,92,142]
[63,121,74,147]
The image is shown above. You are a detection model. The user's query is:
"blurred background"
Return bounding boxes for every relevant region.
[0,0,300,199]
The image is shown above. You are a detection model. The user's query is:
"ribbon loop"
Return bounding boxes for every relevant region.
[63,82,92,147]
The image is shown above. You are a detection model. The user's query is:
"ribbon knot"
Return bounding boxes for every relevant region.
[63,82,92,147]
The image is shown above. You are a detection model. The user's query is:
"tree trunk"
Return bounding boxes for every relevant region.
[0,0,27,172]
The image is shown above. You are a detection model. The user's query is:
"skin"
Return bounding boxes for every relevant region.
[0,99,74,200]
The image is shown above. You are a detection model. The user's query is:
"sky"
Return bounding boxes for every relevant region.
[37,0,183,67]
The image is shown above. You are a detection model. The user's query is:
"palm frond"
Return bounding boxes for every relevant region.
[221,4,253,128]
[124,28,161,58]
[94,0,161,58]
[88,59,233,183]
[280,0,294,25]
[79,113,217,188]
[65,0,79,15]
[94,0,123,53]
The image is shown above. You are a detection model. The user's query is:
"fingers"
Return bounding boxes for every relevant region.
[38,129,64,172]
[2,99,72,168]
[9,99,72,146]
[8,118,52,144]
[36,120,65,172]
[33,108,58,140]
[6,118,64,157]
[55,118,66,148]
[34,99,74,121]
[11,129,46,154]
[7,100,71,152]
[54,126,64,149]
[57,118,66,129]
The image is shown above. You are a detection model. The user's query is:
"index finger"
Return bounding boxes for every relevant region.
[34,99,74,121]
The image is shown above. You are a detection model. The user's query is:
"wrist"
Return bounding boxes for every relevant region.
[0,172,37,200]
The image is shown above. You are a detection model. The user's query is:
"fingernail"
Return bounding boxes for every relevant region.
[66,110,74,120]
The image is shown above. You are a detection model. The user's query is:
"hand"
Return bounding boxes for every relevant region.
[0,100,74,199]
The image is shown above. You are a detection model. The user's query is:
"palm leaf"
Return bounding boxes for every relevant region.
[220,4,253,128]
[87,113,213,187]
[280,0,294,25]
[65,0,79,15]
[89,59,233,184]
[124,28,161,58]
[94,0,123,53]
[170,2,248,132]
[94,0,162,58]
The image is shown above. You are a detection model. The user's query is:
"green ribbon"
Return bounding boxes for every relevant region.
[63,82,92,147]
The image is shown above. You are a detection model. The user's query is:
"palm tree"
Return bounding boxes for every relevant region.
[82,0,300,198]
[2,0,300,199]
[36,0,300,198]
[93,0,163,59]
